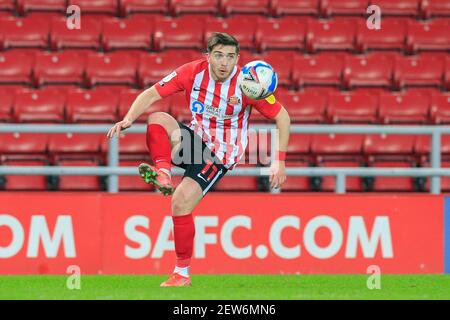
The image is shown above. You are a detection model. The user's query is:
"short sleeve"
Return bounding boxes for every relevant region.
[251,98,283,120]
[154,62,193,98]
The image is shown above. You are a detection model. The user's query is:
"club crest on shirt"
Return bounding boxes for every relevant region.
[227,96,241,105]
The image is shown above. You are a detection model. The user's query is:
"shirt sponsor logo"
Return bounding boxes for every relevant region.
[191,100,234,120]
[191,101,205,113]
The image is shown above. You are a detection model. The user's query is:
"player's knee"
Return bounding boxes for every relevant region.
[171,191,190,216]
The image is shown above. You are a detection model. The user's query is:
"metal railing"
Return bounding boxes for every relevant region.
[1,123,450,194]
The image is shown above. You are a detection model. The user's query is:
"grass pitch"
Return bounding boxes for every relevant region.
[0,275,449,300]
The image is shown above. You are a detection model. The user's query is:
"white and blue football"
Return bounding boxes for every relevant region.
[237,60,278,100]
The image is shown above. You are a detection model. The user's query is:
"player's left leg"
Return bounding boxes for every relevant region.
[159,177,202,287]
[160,163,227,287]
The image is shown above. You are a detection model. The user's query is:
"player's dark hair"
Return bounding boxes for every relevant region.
[207,32,240,54]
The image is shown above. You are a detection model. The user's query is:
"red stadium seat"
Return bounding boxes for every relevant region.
[281,161,311,192]
[138,50,198,87]
[119,0,168,16]
[415,134,450,162]
[369,0,419,16]
[204,16,256,50]
[370,161,417,192]
[238,50,262,65]
[24,11,64,19]
[277,89,327,123]
[85,52,138,87]
[213,164,260,191]
[0,51,33,84]
[343,54,394,89]
[0,88,13,122]
[50,16,102,50]
[118,88,172,122]
[33,51,86,86]
[394,55,445,89]
[0,133,49,162]
[0,0,14,11]
[421,0,450,18]
[311,134,364,162]
[292,53,344,88]
[170,0,219,15]
[0,16,49,49]
[430,92,450,124]
[287,134,311,155]
[2,160,48,191]
[220,0,270,16]
[306,18,356,52]
[68,0,118,15]
[442,162,450,191]
[48,133,103,163]
[301,86,341,95]
[327,91,378,124]
[255,17,307,52]
[352,87,391,97]
[153,16,204,51]
[13,88,65,123]
[318,161,364,192]
[414,134,450,155]
[421,161,450,192]
[320,0,369,16]
[406,19,450,53]
[447,57,450,90]
[119,160,154,191]
[57,159,102,191]
[102,16,153,51]
[261,51,294,87]
[364,134,416,162]
[355,17,408,52]
[116,133,149,160]
[270,0,319,16]
[17,0,66,14]
[378,90,430,124]
[100,132,148,162]
[66,89,119,123]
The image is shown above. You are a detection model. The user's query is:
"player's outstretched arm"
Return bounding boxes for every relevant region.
[106,86,162,139]
[269,106,291,189]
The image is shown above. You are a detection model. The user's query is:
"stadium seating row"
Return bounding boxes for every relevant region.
[0,50,449,90]
[1,87,449,125]
[1,132,450,192]
[1,0,450,18]
[1,131,449,163]
[0,14,449,53]
[1,158,448,192]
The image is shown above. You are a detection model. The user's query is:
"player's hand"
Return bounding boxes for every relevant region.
[269,160,286,189]
[106,119,132,139]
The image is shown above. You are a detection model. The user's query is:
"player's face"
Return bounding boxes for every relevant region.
[208,45,239,83]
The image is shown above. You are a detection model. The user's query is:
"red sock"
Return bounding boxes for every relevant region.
[146,123,172,171]
[172,214,195,268]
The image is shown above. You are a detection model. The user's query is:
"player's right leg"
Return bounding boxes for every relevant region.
[139,112,182,195]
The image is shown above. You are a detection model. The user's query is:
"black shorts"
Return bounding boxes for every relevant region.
[171,122,228,195]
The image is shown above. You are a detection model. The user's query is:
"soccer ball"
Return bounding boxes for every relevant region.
[237,60,278,100]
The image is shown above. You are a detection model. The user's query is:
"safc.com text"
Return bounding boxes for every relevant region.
[0,214,392,260]
[124,215,393,260]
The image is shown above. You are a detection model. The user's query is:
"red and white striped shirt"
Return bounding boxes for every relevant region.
[154,58,282,169]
